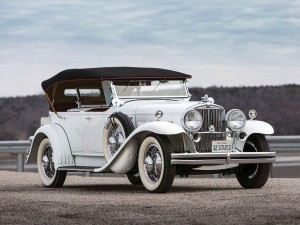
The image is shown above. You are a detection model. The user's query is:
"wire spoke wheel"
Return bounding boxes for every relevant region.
[138,135,175,193]
[41,145,56,179]
[103,113,135,161]
[144,144,162,183]
[107,124,125,158]
[37,138,66,188]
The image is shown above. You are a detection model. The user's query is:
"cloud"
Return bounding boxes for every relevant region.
[0,0,300,97]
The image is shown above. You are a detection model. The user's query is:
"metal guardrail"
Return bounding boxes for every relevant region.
[0,136,299,172]
[267,136,300,153]
[0,141,31,172]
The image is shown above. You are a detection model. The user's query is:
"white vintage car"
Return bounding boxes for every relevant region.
[26,67,276,193]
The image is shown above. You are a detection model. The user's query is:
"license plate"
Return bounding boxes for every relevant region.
[211,140,233,152]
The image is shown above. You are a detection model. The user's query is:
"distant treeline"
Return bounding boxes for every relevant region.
[190,84,300,136]
[0,85,299,140]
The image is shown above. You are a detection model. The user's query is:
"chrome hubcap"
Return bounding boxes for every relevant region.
[144,144,162,183]
[42,145,55,179]
[108,125,125,157]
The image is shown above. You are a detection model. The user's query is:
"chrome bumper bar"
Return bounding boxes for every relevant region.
[171,152,276,165]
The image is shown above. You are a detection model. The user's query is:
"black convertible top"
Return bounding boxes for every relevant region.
[41,67,192,91]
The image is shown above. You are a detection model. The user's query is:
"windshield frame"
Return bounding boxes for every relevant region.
[110,79,190,100]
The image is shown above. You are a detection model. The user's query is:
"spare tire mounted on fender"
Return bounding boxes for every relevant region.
[103,112,135,160]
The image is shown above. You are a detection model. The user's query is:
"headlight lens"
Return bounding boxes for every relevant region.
[226,109,246,131]
[183,110,203,131]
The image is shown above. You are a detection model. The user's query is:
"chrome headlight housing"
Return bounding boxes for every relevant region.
[226,109,246,131]
[182,110,203,132]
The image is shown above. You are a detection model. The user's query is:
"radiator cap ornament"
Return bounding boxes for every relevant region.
[201,94,214,104]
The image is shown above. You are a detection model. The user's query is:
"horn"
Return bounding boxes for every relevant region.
[192,133,201,143]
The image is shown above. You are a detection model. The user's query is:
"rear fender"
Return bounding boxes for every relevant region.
[26,124,75,169]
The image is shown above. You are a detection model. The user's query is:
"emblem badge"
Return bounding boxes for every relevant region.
[209,125,215,133]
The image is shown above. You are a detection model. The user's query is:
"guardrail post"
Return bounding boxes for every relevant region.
[84,172,91,177]
[17,153,24,172]
[213,174,221,179]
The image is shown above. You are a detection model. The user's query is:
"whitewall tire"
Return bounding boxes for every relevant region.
[138,135,175,193]
[37,138,66,188]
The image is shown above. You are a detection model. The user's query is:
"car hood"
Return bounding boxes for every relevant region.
[121,100,199,115]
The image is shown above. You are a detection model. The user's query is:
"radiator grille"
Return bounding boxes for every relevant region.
[194,107,226,152]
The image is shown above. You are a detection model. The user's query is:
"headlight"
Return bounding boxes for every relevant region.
[182,110,203,131]
[226,109,246,131]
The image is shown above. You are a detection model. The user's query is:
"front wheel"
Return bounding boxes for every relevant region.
[138,135,175,193]
[37,138,67,188]
[235,134,271,189]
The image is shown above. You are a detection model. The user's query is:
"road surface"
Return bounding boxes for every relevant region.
[0,171,299,225]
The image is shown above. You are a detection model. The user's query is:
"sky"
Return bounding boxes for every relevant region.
[0,0,300,97]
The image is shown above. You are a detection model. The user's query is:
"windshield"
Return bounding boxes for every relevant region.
[113,80,188,98]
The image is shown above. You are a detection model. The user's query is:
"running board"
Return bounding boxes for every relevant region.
[58,166,98,172]
[57,166,111,173]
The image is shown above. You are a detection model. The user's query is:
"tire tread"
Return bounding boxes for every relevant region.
[236,134,271,189]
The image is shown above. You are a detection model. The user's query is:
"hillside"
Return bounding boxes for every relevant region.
[0,95,48,140]
[0,85,299,140]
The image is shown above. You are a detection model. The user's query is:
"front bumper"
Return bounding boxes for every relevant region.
[171,152,276,165]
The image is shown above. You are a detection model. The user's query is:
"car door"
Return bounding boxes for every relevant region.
[55,111,83,153]
[81,112,105,154]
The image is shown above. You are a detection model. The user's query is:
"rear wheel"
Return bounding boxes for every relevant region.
[126,173,142,185]
[37,138,66,188]
[138,134,175,193]
[235,134,271,189]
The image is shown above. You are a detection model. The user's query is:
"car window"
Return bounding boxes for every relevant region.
[46,80,108,112]
[64,89,101,97]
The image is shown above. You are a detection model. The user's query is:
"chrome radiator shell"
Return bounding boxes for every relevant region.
[194,105,226,152]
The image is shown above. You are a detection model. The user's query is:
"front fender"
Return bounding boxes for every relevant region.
[26,124,75,169]
[132,121,196,153]
[242,120,274,135]
[235,120,274,151]
[95,121,195,173]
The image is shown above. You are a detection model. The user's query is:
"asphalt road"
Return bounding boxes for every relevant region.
[0,171,299,225]
[2,153,300,177]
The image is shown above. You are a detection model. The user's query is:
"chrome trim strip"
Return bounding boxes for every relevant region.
[171,159,227,165]
[172,152,276,159]
[172,152,228,159]
[229,152,276,158]
[171,152,276,165]
[228,158,276,164]
[72,153,105,157]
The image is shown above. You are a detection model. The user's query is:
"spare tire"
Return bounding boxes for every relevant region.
[103,112,135,161]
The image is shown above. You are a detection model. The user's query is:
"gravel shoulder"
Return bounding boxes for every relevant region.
[0,171,299,225]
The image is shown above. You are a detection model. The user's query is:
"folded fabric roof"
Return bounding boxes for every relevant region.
[41,67,192,91]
